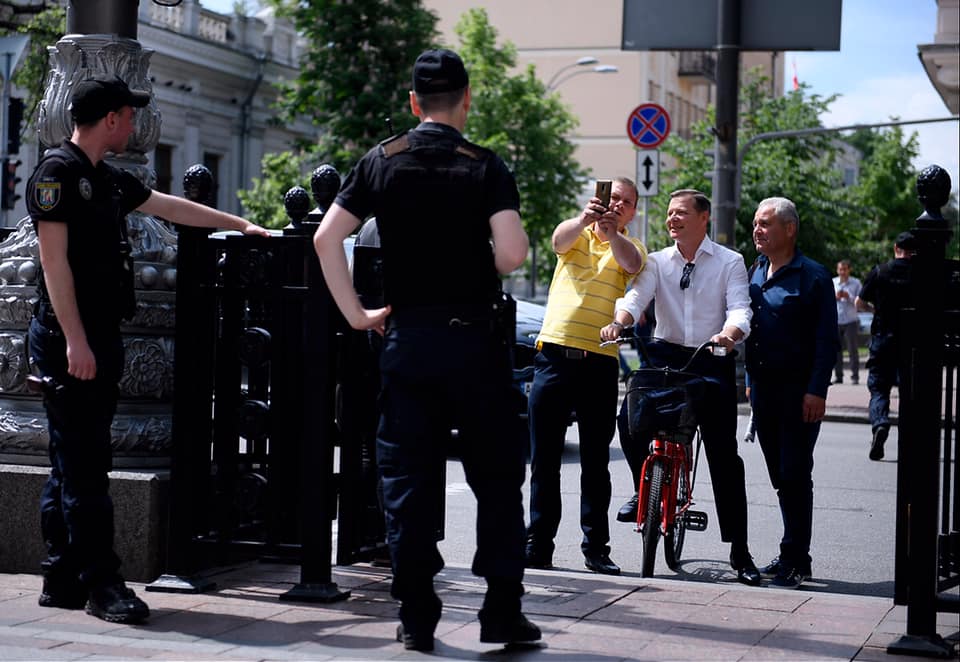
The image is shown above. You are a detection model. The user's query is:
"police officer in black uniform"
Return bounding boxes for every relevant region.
[27,75,270,624]
[856,231,916,461]
[314,49,540,652]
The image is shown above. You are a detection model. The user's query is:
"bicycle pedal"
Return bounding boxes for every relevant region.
[683,510,708,531]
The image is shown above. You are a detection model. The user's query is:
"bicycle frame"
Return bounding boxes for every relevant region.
[636,436,696,534]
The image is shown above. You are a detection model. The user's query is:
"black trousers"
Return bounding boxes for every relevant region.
[29,314,124,588]
[376,321,527,615]
[619,340,749,546]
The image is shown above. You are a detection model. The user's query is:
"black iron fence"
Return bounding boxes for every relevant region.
[147,170,388,602]
[888,165,959,658]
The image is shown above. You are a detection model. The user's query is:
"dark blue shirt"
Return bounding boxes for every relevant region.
[745,251,838,398]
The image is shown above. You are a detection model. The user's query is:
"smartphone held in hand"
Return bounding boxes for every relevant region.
[595,179,612,210]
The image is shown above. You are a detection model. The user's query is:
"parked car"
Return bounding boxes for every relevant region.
[513,298,544,407]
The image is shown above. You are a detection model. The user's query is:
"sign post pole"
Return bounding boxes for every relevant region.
[628,104,668,244]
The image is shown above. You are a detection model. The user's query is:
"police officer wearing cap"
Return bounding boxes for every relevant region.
[314,49,540,652]
[855,231,917,460]
[27,75,270,624]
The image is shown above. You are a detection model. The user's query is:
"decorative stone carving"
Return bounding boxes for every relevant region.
[0,33,180,466]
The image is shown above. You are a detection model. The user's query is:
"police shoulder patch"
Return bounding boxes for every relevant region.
[35,179,61,212]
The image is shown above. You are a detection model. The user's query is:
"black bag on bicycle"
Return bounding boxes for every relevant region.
[621,370,706,446]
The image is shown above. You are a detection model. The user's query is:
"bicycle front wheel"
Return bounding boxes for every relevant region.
[640,458,665,577]
[664,463,689,571]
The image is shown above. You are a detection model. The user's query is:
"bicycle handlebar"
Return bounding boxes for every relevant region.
[600,328,726,373]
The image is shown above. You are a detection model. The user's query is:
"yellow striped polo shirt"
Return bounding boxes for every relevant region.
[537,226,646,358]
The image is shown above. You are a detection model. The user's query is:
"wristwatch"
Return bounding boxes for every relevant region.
[610,321,624,330]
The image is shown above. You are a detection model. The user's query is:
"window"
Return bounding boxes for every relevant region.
[154,144,172,194]
[203,152,221,207]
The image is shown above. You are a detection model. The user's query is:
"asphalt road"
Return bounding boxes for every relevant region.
[438,413,898,599]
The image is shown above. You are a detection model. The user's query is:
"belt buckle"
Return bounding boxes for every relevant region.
[564,347,586,360]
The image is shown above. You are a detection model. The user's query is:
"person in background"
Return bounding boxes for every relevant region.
[832,259,862,385]
[855,232,917,461]
[525,177,645,577]
[746,197,838,589]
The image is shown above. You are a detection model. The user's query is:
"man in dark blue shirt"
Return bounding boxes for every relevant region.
[745,197,838,589]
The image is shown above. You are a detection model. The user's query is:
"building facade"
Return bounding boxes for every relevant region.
[4,0,316,224]
[424,0,783,187]
[918,0,959,114]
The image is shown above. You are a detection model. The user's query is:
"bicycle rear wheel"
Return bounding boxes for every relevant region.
[640,458,665,577]
[664,464,689,571]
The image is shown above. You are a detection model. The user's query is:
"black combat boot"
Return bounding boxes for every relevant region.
[86,582,149,624]
[38,574,87,610]
[478,579,542,645]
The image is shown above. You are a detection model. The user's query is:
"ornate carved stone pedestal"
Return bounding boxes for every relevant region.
[0,32,179,581]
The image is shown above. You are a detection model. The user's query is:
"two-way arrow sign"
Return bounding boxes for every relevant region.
[636,149,659,197]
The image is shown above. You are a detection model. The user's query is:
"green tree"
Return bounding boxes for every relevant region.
[846,124,920,268]
[659,72,866,271]
[266,0,438,172]
[453,8,586,288]
[236,150,313,228]
[3,4,65,140]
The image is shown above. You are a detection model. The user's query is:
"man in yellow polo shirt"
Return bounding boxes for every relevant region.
[526,177,646,575]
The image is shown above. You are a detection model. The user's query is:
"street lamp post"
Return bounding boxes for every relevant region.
[548,65,619,91]
[545,56,598,89]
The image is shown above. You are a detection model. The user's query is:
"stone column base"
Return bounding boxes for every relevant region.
[0,465,169,583]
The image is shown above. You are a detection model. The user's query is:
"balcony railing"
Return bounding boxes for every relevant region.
[678,51,716,85]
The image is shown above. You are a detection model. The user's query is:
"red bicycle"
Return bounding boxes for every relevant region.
[605,336,718,577]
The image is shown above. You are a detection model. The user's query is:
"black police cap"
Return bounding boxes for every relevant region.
[412,49,468,94]
[895,231,917,251]
[69,75,150,125]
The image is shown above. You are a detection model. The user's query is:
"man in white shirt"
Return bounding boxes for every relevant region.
[600,189,760,585]
[832,260,862,384]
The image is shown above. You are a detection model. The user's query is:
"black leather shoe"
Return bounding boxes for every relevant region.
[730,553,762,587]
[870,427,888,461]
[759,556,786,577]
[38,577,87,610]
[771,565,810,589]
[480,612,542,644]
[584,552,621,575]
[396,624,434,651]
[525,540,553,569]
[616,494,639,522]
[86,583,149,624]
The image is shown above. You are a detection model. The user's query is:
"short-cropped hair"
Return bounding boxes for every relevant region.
[757,197,800,228]
[670,188,711,214]
[415,87,466,115]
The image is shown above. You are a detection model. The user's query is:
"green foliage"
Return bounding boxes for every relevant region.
[236,150,313,228]
[453,8,587,284]
[9,5,65,139]
[847,124,920,265]
[659,70,922,276]
[266,0,438,172]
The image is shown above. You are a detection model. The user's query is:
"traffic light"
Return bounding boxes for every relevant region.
[2,158,22,210]
[7,97,24,155]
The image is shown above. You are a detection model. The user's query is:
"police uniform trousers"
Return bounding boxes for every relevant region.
[618,340,749,546]
[376,313,526,612]
[29,308,124,589]
[866,331,898,432]
[527,344,619,557]
[750,376,819,571]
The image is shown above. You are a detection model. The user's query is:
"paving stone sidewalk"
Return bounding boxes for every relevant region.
[1,562,956,661]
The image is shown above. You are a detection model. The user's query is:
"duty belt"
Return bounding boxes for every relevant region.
[388,304,499,330]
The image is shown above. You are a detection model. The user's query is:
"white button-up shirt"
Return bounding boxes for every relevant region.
[616,237,752,348]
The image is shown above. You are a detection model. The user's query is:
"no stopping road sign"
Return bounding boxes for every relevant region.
[627,103,671,149]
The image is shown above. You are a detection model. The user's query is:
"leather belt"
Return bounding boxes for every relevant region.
[541,342,589,360]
